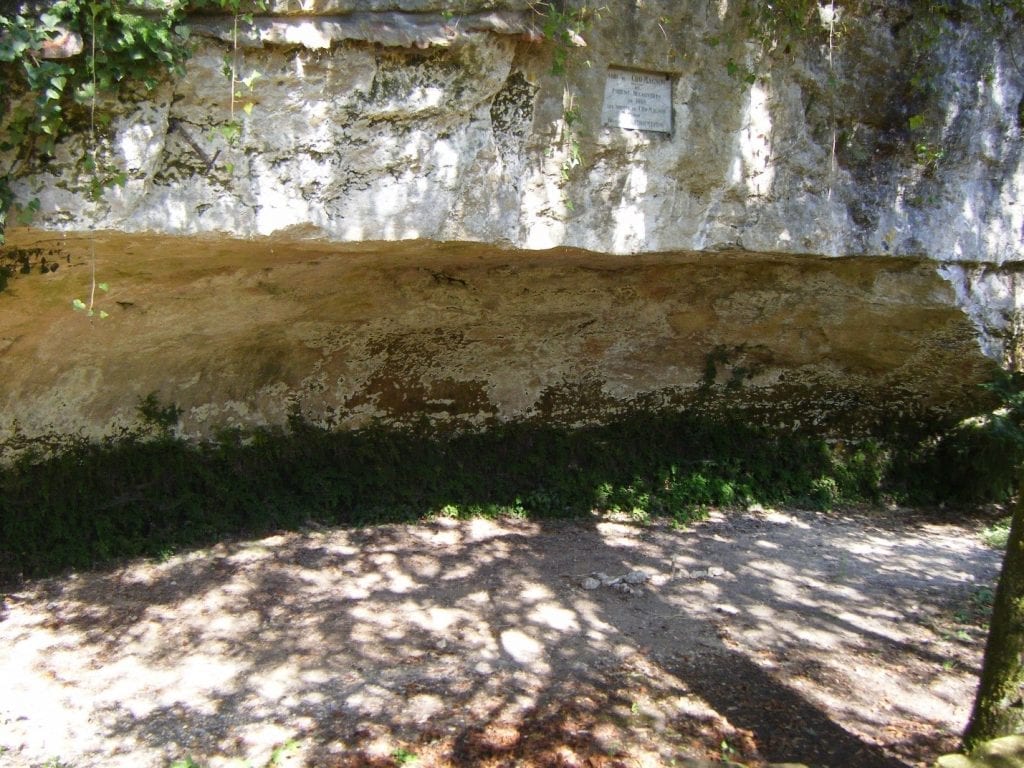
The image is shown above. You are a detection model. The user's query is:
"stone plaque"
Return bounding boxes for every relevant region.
[601,67,672,134]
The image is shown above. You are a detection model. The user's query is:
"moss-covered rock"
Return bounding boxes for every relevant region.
[936,735,1024,768]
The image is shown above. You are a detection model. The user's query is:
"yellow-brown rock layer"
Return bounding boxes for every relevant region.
[0,230,999,444]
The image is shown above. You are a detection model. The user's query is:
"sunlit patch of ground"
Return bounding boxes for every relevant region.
[0,507,1000,767]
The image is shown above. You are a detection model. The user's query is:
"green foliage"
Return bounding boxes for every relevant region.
[391,747,418,766]
[530,1,591,75]
[528,2,596,209]
[2,385,1019,585]
[0,406,900,584]
[267,738,300,767]
[892,370,1024,504]
[136,391,183,435]
[955,585,996,627]
[982,369,1024,425]
[725,57,757,85]
[558,96,582,188]
[0,0,193,242]
[72,278,109,317]
[809,475,840,509]
[741,0,820,49]
[982,516,1013,549]
[215,0,266,161]
[0,0,269,242]
[596,464,747,523]
[0,0,191,144]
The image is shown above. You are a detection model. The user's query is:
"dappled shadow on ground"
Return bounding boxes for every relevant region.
[0,507,1000,767]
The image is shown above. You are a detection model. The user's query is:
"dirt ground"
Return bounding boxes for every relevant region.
[0,506,1003,768]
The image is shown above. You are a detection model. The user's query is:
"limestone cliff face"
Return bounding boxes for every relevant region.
[0,0,1021,440]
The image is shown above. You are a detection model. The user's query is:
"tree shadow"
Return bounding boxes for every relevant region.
[1,500,998,767]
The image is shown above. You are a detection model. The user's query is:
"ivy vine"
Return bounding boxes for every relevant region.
[0,0,258,244]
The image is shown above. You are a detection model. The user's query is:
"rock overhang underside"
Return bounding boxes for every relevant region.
[0,231,1003,443]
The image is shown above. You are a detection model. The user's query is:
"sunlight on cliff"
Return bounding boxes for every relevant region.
[521,123,571,249]
[283,20,334,49]
[611,163,648,253]
[739,80,775,198]
[255,181,313,235]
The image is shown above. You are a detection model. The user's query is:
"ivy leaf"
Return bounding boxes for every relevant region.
[72,298,86,311]
[242,102,254,115]
[240,70,262,89]
[0,38,30,61]
[75,82,96,102]
[99,310,109,319]
[98,282,109,292]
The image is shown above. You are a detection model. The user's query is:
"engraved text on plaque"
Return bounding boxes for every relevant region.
[600,67,673,134]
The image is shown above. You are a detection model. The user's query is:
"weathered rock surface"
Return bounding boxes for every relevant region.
[0,230,997,443]
[1,0,1022,436]
[12,0,1020,262]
